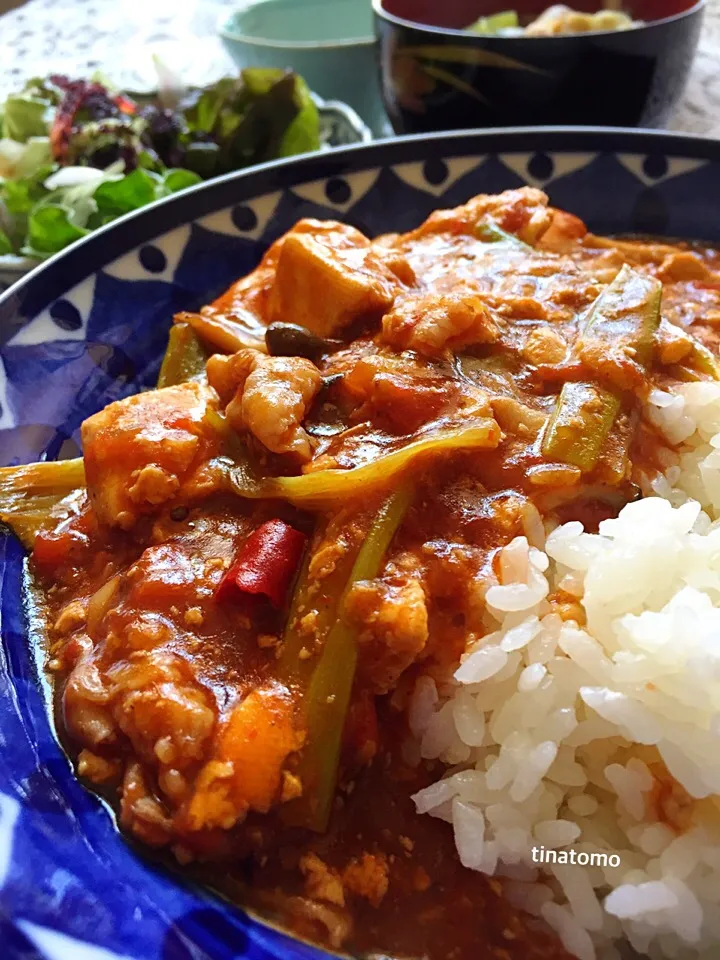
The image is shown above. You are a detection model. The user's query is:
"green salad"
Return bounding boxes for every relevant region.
[0,70,320,260]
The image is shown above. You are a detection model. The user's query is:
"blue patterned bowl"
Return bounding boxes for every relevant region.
[2,128,720,960]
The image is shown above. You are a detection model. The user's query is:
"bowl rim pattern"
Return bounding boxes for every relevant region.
[3,125,720,334]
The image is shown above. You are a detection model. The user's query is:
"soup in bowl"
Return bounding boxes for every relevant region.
[373,0,705,132]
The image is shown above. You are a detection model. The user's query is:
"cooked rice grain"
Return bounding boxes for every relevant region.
[410,385,720,959]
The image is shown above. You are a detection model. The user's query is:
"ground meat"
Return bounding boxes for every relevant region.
[347,572,429,695]
[301,853,346,906]
[342,852,389,907]
[522,325,568,365]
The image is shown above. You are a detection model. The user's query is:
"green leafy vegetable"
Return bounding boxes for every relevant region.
[2,163,53,215]
[0,163,53,252]
[162,168,202,194]
[0,136,52,180]
[3,97,49,142]
[25,204,89,255]
[283,485,414,832]
[0,77,62,142]
[466,10,520,34]
[275,73,320,158]
[0,68,322,258]
[93,167,158,219]
[175,68,320,178]
[183,77,236,134]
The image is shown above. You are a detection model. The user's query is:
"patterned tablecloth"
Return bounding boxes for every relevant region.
[0,0,719,134]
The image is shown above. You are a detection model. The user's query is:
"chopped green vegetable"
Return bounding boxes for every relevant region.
[466,10,520,34]
[576,263,662,369]
[542,265,662,472]
[684,338,720,381]
[204,408,252,463]
[2,163,53,215]
[161,168,202,194]
[277,524,355,687]
[284,485,413,832]
[25,204,89,255]
[542,381,621,472]
[0,458,86,549]
[277,540,331,684]
[93,167,158,220]
[477,219,532,249]
[157,323,209,388]
[2,97,51,143]
[228,420,501,506]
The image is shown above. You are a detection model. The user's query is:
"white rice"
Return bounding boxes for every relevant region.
[410,382,720,960]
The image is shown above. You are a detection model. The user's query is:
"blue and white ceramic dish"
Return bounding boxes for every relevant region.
[2,128,720,960]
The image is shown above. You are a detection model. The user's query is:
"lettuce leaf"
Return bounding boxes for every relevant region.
[276,74,320,158]
[2,163,53,215]
[1,77,62,143]
[7,162,202,258]
[170,69,320,178]
[0,136,52,180]
[25,204,89,255]
[161,168,202,194]
[93,167,158,219]
[0,68,319,260]
[2,97,50,143]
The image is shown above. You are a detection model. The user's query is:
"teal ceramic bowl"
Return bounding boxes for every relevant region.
[219,0,388,135]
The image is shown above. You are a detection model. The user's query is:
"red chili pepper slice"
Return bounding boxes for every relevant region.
[215,519,307,608]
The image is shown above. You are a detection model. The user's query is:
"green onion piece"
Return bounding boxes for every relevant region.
[542,265,661,473]
[0,458,86,548]
[283,484,413,832]
[157,322,209,388]
[228,420,499,506]
[541,382,621,472]
[684,339,720,381]
[577,263,662,368]
[476,219,532,250]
